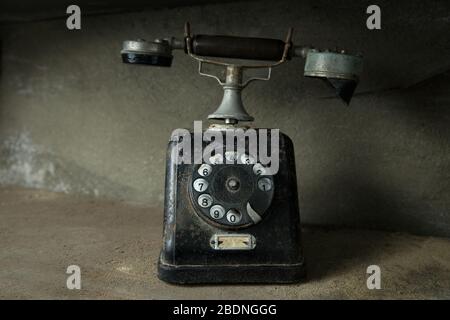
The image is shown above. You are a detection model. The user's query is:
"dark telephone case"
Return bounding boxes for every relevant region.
[158,130,306,284]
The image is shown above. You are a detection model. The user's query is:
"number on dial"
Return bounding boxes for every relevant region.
[240,153,256,165]
[193,178,209,192]
[253,163,267,175]
[226,209,242,224]
[198,194,213,208]
[209,205,225,220]
[198,164,212,177]
[257,177,273,191]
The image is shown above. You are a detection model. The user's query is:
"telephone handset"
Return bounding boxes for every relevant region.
[121,23,363,284]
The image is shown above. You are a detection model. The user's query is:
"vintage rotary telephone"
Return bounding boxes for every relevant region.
[121,23,362,284]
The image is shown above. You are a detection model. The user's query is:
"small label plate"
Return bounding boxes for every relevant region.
[210,234,256,250]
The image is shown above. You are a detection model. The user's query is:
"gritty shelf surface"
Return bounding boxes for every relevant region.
[0,187,449,299]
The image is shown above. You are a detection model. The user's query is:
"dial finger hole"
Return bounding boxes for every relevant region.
[226,209,242,224]
[257,177,273,191]
[240,153,256,165]
[198,194,213,208]
[209,153,224,165]
[193,178,209,192]
[198,164,212,177]
[209,205,225,220]
[225,151,238,163]
[253,163,266,175]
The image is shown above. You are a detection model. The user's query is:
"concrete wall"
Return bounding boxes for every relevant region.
[0,0,449,236]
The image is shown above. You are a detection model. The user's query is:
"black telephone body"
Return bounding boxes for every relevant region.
[158,129,305,283]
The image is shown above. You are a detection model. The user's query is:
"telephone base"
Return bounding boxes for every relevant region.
[157,257,306,284]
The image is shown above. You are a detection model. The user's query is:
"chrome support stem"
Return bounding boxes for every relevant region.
[209,65,254,123]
